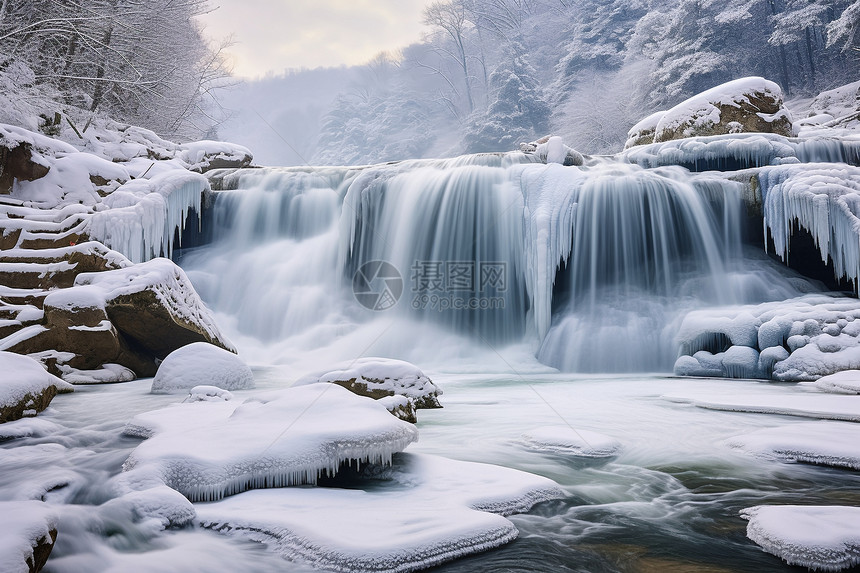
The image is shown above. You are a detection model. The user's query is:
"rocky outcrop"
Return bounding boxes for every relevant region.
[0,142,49,194]
[652,77,793,143]
[179,141,253,173]
[624,110,667,149]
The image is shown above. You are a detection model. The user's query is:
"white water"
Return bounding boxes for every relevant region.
[181,155,809,373]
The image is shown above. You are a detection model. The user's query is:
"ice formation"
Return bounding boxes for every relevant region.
[726,421,860,469]
[197,452,563,573]
[99,486,197,530]
[742,505,860,571]
[294,357,440,409]
[520,425,622,458]
[86,170,208,263]
[183,385,235,402]
[150,342,253,394]
[0,500,58,573]
[675,294,860,380]
[123,384,419,501]
[760,163,860,287]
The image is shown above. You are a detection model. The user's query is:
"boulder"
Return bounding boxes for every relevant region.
[151,342,254,394]
[295,357,442,416]
[624,110,667,149]
[653,77,793,143]
[0,351,72,423]
[0,143,49,194]
[179,141,253,173]
[75,258,235,363]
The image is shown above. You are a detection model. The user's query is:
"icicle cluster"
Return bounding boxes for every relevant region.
[760,164,860,288]
[87,171,207,263]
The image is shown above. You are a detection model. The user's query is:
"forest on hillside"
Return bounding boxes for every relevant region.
[222,0,860,165]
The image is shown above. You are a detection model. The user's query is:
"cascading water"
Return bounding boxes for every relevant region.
[180,154,809,372]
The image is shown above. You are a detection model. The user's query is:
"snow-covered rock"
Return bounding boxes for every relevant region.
[123,384,419,501]
[100,485,196,530]
[521,426,622,458]
[0,351,72,423]
[184,385,235,402]
[151,342,253,394]
[816,370,860,394]
[75,258,235,370]
[197,452,563,573]
[179,141,253,173]
[653,77,793,143]
[530,136,583,166]
[0,500,59,573]
[726,421,860,469]
[807,80,860,129]
[295,357,442,411]
[741,505,860,571]
[624,110,667,149]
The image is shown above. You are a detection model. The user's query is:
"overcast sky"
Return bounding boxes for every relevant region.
[199,0,430,78]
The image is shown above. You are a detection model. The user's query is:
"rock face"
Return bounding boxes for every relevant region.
[179,141,253,173]
[0,142,49,194]
[0,352,72,423]
[645,77,793,144]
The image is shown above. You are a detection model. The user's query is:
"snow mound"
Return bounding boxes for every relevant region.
[816,370,860,394]
[741,505,860,571]
[521,426,622,458]
[123,384,419,501]
[197,452,563,573]
[58,363,135,384]
[151,342,253,394]
[624,110,667,149]
[295,357,440,409]
[0,351,73,423]
[101,485,196,530]
[0,500,58,573]
[726,421,860,469]
[184,385,235,402]
[807,80,860,128]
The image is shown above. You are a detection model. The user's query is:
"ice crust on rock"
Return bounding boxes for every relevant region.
[727,421,860,469]
[0,500,59,573]
[521,426,622,458]
[151,342,253,394]
[741,505,860,571]
[197,452,563,573]
[123,384,419,501]
[100,485,196,530]
[295,357,440,409]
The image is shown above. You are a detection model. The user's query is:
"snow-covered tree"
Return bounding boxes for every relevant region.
[462,41,550,152]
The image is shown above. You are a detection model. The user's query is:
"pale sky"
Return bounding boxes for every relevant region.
[200,0,431,78]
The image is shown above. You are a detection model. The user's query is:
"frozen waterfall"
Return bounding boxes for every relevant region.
[180,153,813,372]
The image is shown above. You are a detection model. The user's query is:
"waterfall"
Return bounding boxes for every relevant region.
[179,154,808,372]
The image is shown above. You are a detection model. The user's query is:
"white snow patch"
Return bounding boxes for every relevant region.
[816,370,860,394]
[58,363,135,385]
[0,351,73,414]
[726,421,860,469]
[151,342,253,394]
[741,505,860,571]
[184,385,235,403]
[665,392,860,422]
